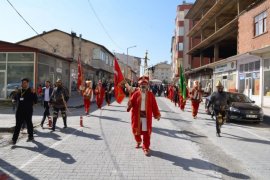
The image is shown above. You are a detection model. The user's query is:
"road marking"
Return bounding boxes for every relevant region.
[236,126,270,142]
[16,128,80,171]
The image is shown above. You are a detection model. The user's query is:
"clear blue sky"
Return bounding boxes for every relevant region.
[1,0,194,66]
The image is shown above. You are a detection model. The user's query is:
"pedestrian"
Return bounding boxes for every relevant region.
[50,79,69,131]
[37,84,43,105]
[173,85,179,107]
[207,81,229,137]
[10,86,19,112]
[95,80,105,109]
[105,80,113,106]
[40,80,53,128]
[127,75,161,156]
[189,80,202,119]
[83,80,93,116]
[11,78,37,145]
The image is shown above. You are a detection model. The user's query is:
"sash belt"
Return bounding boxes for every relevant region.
[140,111,146,118]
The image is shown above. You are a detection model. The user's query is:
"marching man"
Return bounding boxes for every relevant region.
[189,80,202,119]
[83,80,93,116]
[127,76,161,156]
[95,80,105,109]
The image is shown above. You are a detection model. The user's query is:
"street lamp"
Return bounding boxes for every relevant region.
[126,45,136,80]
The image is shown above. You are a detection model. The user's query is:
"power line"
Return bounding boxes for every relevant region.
[6,0,56,52]
[87,0,123,50]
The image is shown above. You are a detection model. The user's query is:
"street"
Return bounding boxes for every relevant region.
[0,97,270,180]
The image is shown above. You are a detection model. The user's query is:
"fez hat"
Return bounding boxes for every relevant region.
[138,75,149,85]
[216,80,223,87]
[86,80,92,84]
[56,79,62,83]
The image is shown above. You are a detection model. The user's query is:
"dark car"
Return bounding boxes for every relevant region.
[205,92,264,123]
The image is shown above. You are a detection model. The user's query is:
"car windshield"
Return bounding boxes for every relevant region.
[229,93,252,103]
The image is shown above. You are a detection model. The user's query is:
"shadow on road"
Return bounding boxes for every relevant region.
[12,140,76,164]
[60,127,103,141]
[91,114,128,124]
[222,133,270,145]
[161,117,191,123]
[150,150,250,179]
[0,159,37,180]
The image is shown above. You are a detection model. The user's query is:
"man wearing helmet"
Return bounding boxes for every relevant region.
[207,80,229,137]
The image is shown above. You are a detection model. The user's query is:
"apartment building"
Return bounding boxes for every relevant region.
[171,2,193,82]
[17,29,114,87]
[185,0,270,107]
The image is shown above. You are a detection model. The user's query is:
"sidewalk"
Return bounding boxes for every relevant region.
[0,95,85,133]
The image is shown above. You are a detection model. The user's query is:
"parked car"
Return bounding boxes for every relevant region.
[205,92,264,123]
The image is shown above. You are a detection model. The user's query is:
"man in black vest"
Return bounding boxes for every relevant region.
[50,79,69,131]
[12,78,37,145]
[40,80,53,128]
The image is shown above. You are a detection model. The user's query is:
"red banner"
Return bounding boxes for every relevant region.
[77,54,84,91]
[114,58,125,104]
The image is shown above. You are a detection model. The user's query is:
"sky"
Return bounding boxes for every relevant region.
[0,0,195,66]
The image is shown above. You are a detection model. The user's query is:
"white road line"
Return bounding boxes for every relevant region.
[236,126,270,142]
[16,128,80,171]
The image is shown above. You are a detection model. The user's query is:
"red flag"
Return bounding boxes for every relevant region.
[114,58,125,104]
[77,54,84,91]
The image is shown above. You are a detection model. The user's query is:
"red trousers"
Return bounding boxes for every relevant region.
[134,131,151,150]
[179,97,186,110]
[191,100,200,117]
[84,99,90,113]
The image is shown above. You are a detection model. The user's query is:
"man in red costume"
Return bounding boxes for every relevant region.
[83,80,93,116]
[95,80,105,109]
[127,76,161,156]
[179,82,189,111]
[189,80,202,119]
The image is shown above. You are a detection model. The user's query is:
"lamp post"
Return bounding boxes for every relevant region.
[127,45,136,80]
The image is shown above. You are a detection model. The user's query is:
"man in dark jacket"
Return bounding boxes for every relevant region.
[40,80,53,128]
[12,78,37,145]
[207,81,229,137]
[50,79,69,131]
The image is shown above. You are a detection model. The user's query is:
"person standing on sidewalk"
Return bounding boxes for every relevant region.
[12,78,37,145]
[207,81,229,137]
[40,80,53,128]
[83,80,93,116]
[50,79,69,131]
[189,80,202,119]
[95,80,105,109]
[127,76,161,156]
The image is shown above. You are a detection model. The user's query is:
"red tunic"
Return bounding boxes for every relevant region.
[127,90,161,135]
[95,86,105,108]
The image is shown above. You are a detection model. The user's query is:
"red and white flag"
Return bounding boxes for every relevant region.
[77,54,84,91]
[114,58,125,104]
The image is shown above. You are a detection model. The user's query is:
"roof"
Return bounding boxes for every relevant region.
[0,40,71,62]
[17,29,115,57]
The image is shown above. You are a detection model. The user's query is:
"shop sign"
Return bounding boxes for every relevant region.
[56,68,62,73]
[214,61,236,73]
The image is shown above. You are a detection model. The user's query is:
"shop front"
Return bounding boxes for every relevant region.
[213,61,237,92]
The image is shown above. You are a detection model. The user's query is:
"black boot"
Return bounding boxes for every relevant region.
[51,118,57,131]
[63,117,67,128]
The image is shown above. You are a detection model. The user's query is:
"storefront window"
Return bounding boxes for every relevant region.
[264,59,270,96]
[8,53,34,62]
[7,63,34,86]
[0,63,6,70]
[0,53,6,62]
[228,73,236,92]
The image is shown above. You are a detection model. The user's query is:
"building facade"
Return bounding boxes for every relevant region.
[147,62,172,84]
[114,53,141,82]
[171,2,193,82]
[0,41,71,99]
[17,29,114,88]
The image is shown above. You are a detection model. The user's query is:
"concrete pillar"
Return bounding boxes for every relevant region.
[200,52,204,67]
[214,44,219,62]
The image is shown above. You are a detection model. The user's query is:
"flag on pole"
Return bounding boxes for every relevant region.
[114,58,125,104]
[77,54,84,91]
[179,65,187,99]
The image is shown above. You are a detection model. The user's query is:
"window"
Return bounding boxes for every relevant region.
[178,43,183,51]
[254,11,267,36]
[240,64,244,72]
[178,27,184,36]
